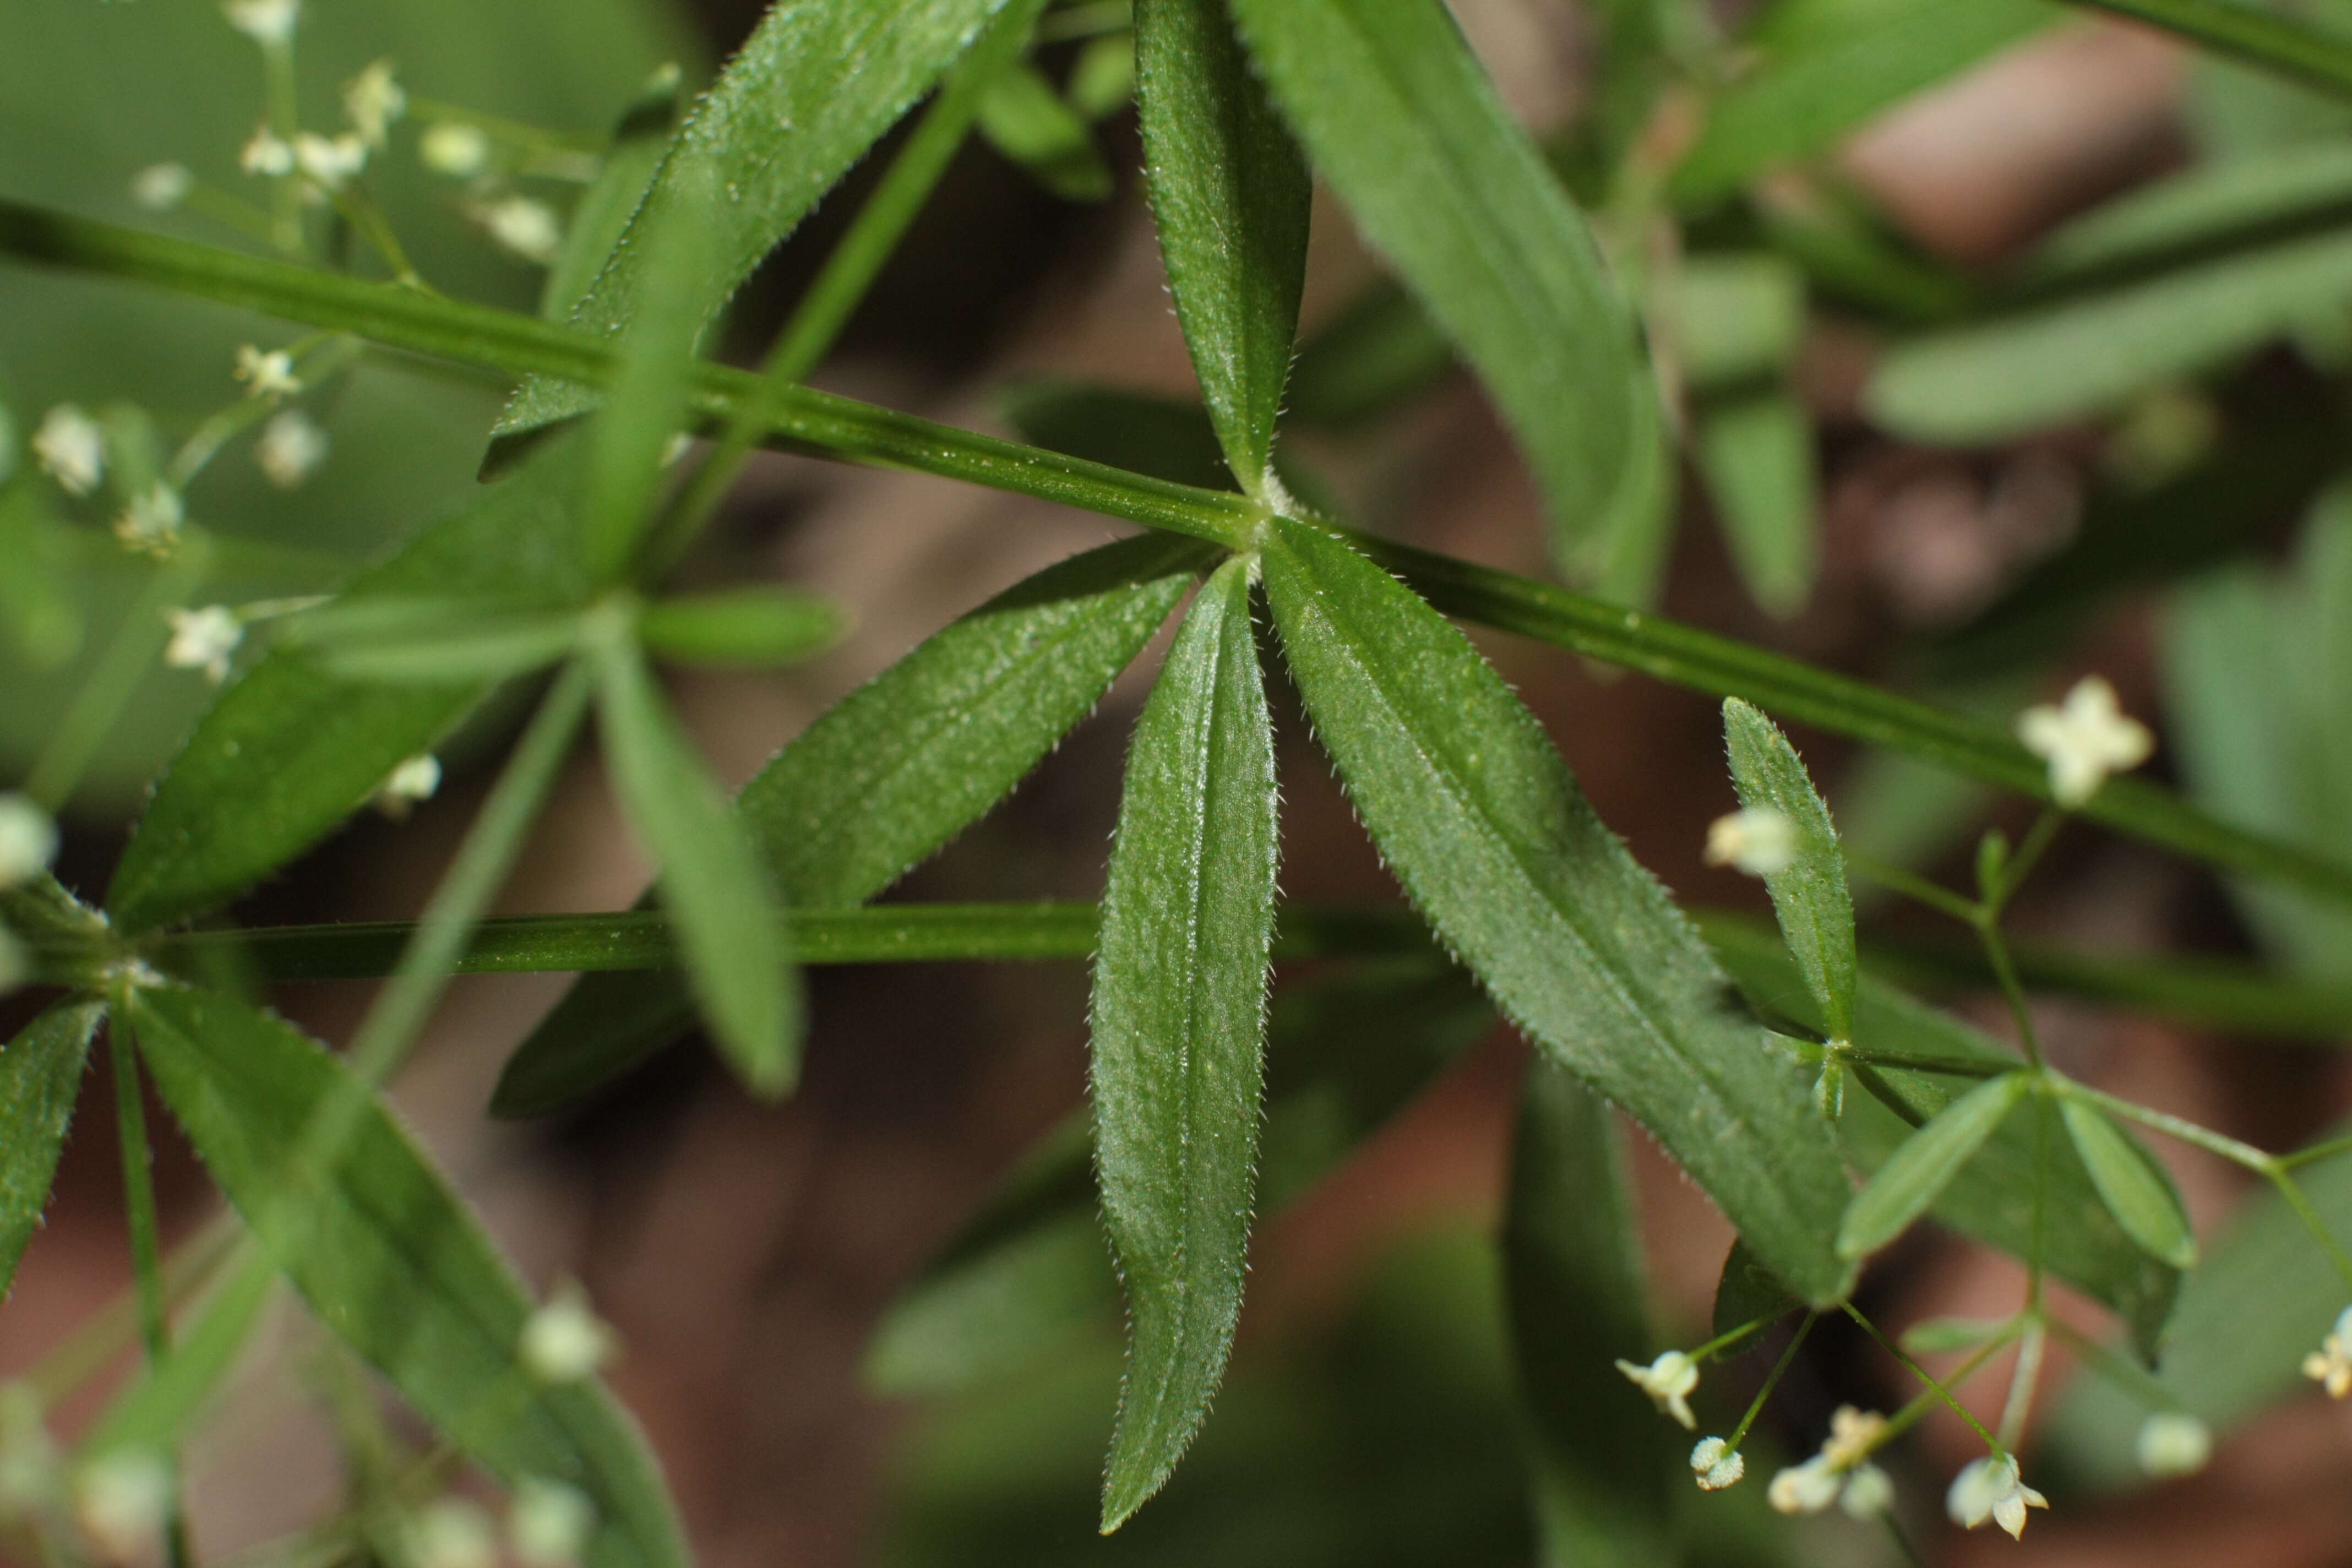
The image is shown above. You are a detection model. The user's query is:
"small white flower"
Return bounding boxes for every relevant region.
[165,606,243,684]
[255,409,329,489]
[1819,1405,1888,1469]
[2017,676,2154,809]
[113,484,184,555]
[1837,1463,1894,1518]
[222,0,299,45]
[344,60,406,148]
[1689,1436,1745,1491]
[130,164,193,211]
[1703,806,1796,877]
[0,1383,58,1512]
[73,1449,174,1562]
[404,1499,497,1568]
[1767,1455,1841,1516]
[233,344,301,400]
[240,127,295,178]
[33,404,105,496]
[1614,1350,1699,1429]
[293,132,369,191]
[2302,1305,2352,1398]
[508,1477,595,1567]
[420,121,491,178]
[2135,1412,2212,1478]
[383,754,441,803]
[1946,1453,2048,1540]
[0,796,59,890]
[519,1281,617,1385]
[478,196,563,265]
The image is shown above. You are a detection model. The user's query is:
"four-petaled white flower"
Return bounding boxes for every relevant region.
[2017,676,2153,809]
[2135,1412,2212,1478]
[114,483,184,556]
[519,1281,617,1385]
[1689,1436,1745,1491]
[241,127,295,178]
[130,164,193,211]
[509,1477,596,1567]
[73,1449,174,1563]
[165,606,243,684]
[1946,1453,2048,1540]
[405,1499,497,1568]
[1615,1350,1699,1429]
[255,409,329,489]
[2302,1304,2352,1398]
[235,344,301,400]
[343,61,406,148]
[1767,1455,1842,1516]
[421,121,491,178]
[1704,807,1796,877]
[0,796,59,891]
[33,404,105,497]
[478,195,563,265]
[293,132,368,191]
[222,0,300,45]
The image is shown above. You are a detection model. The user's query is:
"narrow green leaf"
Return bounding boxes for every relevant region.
[1671,0,2056,205]
[1226,0,1668,589]
[0,1000,101,1298]
[1673,254,1806,394]
[541,67,683,322]
[498,0,1012,442]
[591,636,796,1098]
[492,535,1211,1116]
[85,1245,275,1456]
[2065,0,2352,100]
[1504,1060,1674,1568]
[107,437,593,933]
[2059,1095,2199,1268]
[1838,1070,2029,1260]
[1135,0,1311,494]
[2027,140,2352,286]
[635,586,847,668]
[1696,390,1819,619]
[293,608,587,687]
[128,986,685,1568]
[1722,698,1856,1041]
[1094,555,1277,1529]
[1260,517,1854,1303]
[978,59,1117,203]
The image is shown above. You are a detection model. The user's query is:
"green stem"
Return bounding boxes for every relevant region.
[107,1010,194,1568]
[2265,1168,2352,1297]
[2062,0,2352,100]
[260,39,303,256]
[1989,808,2065,916]
[1976,916,2044,1070]
[23,539,209,812]
[1843,850,1981,927]
[402,96,604,156]
[1723,1312,1815,1449]
[328,184,428,290]
[8,200,2352,908]
[1843,1302,2006,1454]
[25,1211,244,1410]
[2041,1316,2182,1413]
[1875,1324,2021,1447]
[1995,1318,2045,1451]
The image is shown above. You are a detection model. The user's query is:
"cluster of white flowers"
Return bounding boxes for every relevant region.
[1703,805,1796,877]
[1767,1406,1894,1519]
[113,482,184,556]
[344,60,406,148]
[1946,1453,2047,1539]
[519,1281,617,1385]
[1614,1349,1699,1429]
[32,404,104,497]
[2017,676,2154,809]
[1688,1435,1745,1491]
[241,127,295,178]
[293,131,369,192]
[165,606,244,684]
[2304,1304,2352,1398]
[256,407,330,488]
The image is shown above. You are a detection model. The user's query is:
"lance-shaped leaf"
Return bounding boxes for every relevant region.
[1697,392,1819,620]
[1092,554,1278,1529]
[1838,1070,2030,1260]
[978,60,1116,203]
[1722,698,1856,1043]
[541,68,684,323]
[493,535,1213,1116]
[498,0,1012,444]
[1135,0,1311,495]
[591,635,795,1098]
[128,986,685,1568]
[636,587,847,669]
[108,437,593,933]
[2058,1095,2198,1270]
[1504,1060,1675,1568]
[1,1000,100,1298]
[1225,0,1668,589]
[1259,516,1854,1303]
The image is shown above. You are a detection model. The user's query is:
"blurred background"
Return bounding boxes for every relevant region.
[7,0,2352,1564]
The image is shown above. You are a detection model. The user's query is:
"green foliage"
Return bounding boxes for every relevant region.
[1261,517,1853,1303]
[979,59,1118,203]
[1722,698,1858,1043]
[1838,1070,2029,1260]
[2058,1095,2199,1270]
[1092,556,1278,1528]
[0,1001,101,1298]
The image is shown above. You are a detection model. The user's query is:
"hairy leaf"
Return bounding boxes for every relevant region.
[542,69,684,322]
[1135,0,1311,494]
[0,1000,100,1298]
[2059,1096,2198,1269]
[498,0,1012,443]
[1226,0,1667,589]
[493,534,1212,1116]
[592,637,796,1097]
[129,986,685,1568]
[1260,517,1854,1303]
[1838,1070,2028,1259]
[1722,699,1856,1041]
[1093,556,1277,1529]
